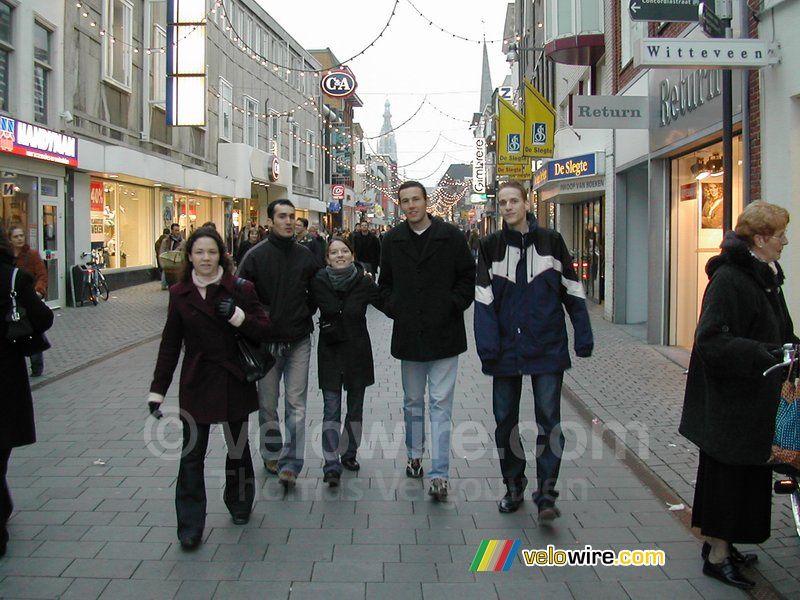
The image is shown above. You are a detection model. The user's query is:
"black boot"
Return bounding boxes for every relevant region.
[498,480,526,514]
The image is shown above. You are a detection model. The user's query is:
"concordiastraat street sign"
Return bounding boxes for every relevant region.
[629,0,700,23]
[634,38,779,69]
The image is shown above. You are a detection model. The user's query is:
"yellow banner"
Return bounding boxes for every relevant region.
[523,80,556,158]
[497,97,527,164]
[497,163,533,177]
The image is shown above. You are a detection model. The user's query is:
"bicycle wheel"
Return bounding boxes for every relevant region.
[99,278,109,301]
[90,283,99,306]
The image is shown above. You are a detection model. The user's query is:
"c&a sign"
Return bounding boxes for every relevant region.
[321,69,357,99]
[0,116,78,167]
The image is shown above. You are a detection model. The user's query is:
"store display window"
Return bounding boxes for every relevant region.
[91,179,153,269]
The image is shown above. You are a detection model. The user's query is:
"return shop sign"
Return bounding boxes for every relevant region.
[532,153,605,191]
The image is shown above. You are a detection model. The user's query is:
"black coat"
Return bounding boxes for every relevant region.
[352,232,380,268]
[0,263,54,448]
[679,233,798,465]
[310,265,379,391]
[378,216,475,361]
[149,273,272,424]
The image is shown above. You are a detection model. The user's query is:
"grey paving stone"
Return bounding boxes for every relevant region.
[401,544,453,563]
[288,528,352,545]
[174,580,220,600]
[0,557,72,577]
[0,576,72,599]
[433,563,476,583]
[264,543,333,563]
[421,582,498,600]
[239,560,312,581]
[131,560,178,580]
[353,527,417,545]
[287,582,365,600]
[95,541,170,561]
[333,543,399,563]
[168,561,244,581]
[686,577,752,599]
[60,577,111,600]
[415,528,465,545]
[80,526,150,542]
[366,582,423,600]
[31,540,104,558]
[98,579,181,600]
[384,562,438,583]
[62,558,142,579]
[311,561,383,582]
[621,579,703,600]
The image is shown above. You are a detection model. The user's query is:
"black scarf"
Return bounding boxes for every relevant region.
[325,263,359,291]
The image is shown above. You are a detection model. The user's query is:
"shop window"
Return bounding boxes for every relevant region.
[269,110,281,156]
[0,173,36,236]
[162,191,210,237]
[219,77,232,141]
[95,180,152,269]
[243,94,257,147]
[103,0,133,90]
[306,130,316,172]
[0,1,12,112]
[571,199,603,303]
[620,4,644,69]
[33,22,51,124]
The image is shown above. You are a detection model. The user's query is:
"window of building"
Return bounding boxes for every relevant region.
[261,30,270,62]
[290,122,299,165]
[620,5,644,69]
[0,0,13,111]
[242,13,251,47]
[269,110,281,156]
[289,52,299,89]
[244,95,257,147]
[150,24,166,105]
[219,77,232,141]
[306,130,316,172]
[33,22,51,124]
[94,179,153,269]
[103,0,133,90]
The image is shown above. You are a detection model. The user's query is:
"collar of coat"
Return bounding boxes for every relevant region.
[708,231,784,289]
[171,271,238,316]
[500,213,539,249]
[390,214,447,241]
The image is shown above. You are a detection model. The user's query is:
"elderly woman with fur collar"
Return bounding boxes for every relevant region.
[680,201,798,590]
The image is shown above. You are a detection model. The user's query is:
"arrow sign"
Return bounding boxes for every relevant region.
[629,0,701,23]
[699,2,726,38]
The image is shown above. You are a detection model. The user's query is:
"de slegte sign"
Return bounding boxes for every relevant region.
[635,38,779,69]
[531,153,605,191]
[0,116,78,167]
[472,138,486,194]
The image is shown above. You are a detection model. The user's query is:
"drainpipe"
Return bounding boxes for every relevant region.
[740,0,751,205]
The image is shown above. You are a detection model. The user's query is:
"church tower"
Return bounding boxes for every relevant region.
[377,99,397,163]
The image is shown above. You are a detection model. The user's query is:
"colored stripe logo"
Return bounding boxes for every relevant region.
[469,540,521,572]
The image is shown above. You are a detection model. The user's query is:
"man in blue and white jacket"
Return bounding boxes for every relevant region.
[475,181,593,519]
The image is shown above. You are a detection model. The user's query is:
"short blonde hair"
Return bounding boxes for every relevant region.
[735,200,790,245]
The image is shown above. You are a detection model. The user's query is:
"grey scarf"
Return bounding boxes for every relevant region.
[325,264,359,291]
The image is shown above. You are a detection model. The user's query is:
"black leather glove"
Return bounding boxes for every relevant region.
[148,401,163,420]
[216,297,236,320]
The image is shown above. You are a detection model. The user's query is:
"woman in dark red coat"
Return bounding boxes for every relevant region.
[0,231,53,557]
[8,226,48,377]
[147,227,271,550]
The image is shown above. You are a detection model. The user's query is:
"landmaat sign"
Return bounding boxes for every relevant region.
[321,69,357,99]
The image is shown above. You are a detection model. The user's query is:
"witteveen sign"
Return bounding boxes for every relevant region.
[635,38,779,69]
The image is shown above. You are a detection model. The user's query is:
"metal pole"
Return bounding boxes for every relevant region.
[720,0,733,231]
[739,0,751,206]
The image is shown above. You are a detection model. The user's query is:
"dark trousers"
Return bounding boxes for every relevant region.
[321,387,365,474]
[0,448,12,547]
[176,417,254,537]
[492,373,564,506]
[29,352,43,375]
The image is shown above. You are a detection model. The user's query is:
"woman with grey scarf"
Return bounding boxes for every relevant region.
[309,237,383,486]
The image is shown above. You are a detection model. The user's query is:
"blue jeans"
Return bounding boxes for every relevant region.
[257,335,311,474]
[492,372,564,506]
[321,387,365,474]
[401,356,459,480]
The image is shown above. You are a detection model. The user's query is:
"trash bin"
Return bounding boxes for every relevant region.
[159,250,184,286]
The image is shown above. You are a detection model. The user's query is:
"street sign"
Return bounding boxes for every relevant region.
[331,184,345,199]
[2,182,14,197]
[635,38,779,69]
[699,2,725,38]
[629,0,700,22]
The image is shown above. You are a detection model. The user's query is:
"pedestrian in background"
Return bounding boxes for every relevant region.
[468,228,480,260]
[159,223,184,290]
[474,181,593,519]
[378,181,475,501]
[352,219,381,277]
[295,218,323,267]
[307,223,327,266]
[237,200,318,488]
[8,226,48,377]
[235,228,260,266]
[310,237,381,486]
[0,230,54,557]
[147,228,271,550]
[680,201,797,589]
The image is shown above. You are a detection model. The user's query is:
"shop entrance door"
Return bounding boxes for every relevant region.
[41,202,64,307]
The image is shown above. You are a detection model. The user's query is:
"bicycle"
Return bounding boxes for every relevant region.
[79,249,109,306]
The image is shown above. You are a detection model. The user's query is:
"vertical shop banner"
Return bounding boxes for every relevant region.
[90,181,106,243]
[523,80,556,158]
[497,97,527,165]
[162,193,174,229]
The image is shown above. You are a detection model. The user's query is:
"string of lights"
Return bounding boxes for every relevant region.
[404,0,508,44]
[426,100,473,123]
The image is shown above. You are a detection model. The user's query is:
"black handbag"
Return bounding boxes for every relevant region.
[318,312,348,344]
[233,278,275,382]
[5,268,51,356]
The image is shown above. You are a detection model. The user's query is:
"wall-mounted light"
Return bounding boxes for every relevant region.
[505,42,545,64]
[706,153,724,177]
[690,157,710,181]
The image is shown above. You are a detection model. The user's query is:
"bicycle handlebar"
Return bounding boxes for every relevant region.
[763,343,799,377]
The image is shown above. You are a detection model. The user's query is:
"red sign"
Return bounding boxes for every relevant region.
[90,181,105,212]
[331,184,345,199]
[468,209,476,217]
[680,183,697,201]
[269,156,280,182]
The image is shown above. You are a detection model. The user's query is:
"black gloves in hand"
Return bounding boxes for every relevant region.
[216,297,236,320]
[148,401,163,419]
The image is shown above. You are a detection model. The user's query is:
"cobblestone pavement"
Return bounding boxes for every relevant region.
[0,285,796,599]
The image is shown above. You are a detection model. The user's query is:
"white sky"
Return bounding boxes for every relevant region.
[256,0,511,187]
